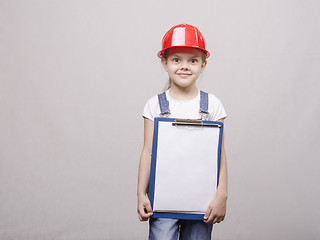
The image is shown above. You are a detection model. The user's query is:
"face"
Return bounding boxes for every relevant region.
[162,47,206,89]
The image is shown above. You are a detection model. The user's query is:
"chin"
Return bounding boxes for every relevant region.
[176,84,194,89]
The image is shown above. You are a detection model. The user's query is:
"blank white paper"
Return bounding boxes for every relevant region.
[153,121,220,213]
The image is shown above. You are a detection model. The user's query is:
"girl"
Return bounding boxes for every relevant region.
[137,24,228,240]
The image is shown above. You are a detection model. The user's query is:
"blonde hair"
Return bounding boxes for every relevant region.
[162,49,207,91]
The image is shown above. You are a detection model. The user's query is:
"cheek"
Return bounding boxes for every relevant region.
[192,66,203,74]
[167,65,178,73]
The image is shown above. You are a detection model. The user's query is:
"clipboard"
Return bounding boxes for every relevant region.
[149,117,224,220]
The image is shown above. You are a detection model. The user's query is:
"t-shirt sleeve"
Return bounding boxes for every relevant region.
[208,94,227,121]
[142,95,160,121]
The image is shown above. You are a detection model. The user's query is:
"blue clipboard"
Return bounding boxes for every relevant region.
[149,117,223,220]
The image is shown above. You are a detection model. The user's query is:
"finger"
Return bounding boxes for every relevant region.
[214,215,224,224]
[138,211,148,221]
[138,210,146,221]
[145,202,153,215]
[212,216,219,224]
[215,216,222,223]
[204,208,211,221]
[217,216,224,223]
[138,205,148,218]
[207,211,216,223]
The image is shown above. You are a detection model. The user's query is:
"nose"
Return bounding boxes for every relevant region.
[180,60,189,70]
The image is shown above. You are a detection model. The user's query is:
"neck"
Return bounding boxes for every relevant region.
[169,84,199,100]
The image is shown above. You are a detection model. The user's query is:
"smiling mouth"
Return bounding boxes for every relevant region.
[177,73,192,77]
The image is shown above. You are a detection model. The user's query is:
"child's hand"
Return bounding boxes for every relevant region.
[137,194,153,221]
[203,195,227,224]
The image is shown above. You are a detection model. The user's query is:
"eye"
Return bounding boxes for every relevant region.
[172,58,180,63]
[190,59,198,64]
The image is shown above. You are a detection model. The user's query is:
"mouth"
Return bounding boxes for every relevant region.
[177,73,192,77]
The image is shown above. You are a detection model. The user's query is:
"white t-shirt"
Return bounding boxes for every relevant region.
[142,90,227,121]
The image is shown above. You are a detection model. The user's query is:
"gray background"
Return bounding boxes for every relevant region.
[1,0,319,239]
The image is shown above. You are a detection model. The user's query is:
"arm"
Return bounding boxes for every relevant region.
[204,118,228,224]
[137,117,154,221]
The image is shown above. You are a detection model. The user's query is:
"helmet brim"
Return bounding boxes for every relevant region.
[157,46,210,59]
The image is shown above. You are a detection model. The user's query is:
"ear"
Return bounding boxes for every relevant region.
[201,59,207,71]
[161,58,168,72]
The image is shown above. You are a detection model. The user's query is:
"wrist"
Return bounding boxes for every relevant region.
[137,191,147,198]
[216,191,228,200]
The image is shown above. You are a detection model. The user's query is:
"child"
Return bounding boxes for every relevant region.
[137,24,228,240]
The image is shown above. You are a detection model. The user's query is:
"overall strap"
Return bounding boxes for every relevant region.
[158,90,209,119]
[158,92,170,117]
[199,90,209,120]
[200,90,209,113]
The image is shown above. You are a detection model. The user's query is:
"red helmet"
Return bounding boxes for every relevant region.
[157,24,210,58]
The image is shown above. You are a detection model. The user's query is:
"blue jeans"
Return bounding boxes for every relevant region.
[149,218,213,240]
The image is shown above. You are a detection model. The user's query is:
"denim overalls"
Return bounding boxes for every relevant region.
[149,90,213,240]
[158,90,210,120]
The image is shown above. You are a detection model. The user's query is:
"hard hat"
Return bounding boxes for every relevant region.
[157,24,210,58]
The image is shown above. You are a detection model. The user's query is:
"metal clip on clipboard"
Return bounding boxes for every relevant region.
[172,119,221,128]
